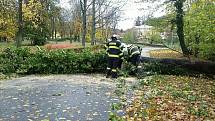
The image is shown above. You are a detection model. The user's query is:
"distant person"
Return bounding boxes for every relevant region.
[105,35,123,78]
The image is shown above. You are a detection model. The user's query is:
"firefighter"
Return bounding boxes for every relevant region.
[105,35,123,78]
[118,42,126,69]
[127,44,142,69]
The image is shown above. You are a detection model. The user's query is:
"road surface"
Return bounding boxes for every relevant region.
[0,74,135,121]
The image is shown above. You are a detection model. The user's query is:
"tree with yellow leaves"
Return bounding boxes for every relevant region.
[0,0,17,42]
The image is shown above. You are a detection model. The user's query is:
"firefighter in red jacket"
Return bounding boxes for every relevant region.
[105,35,123,78]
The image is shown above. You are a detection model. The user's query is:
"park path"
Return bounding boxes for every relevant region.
[0,74,136,121]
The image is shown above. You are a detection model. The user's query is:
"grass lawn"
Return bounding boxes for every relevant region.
[0,41,94,53]
[0,42,14,52]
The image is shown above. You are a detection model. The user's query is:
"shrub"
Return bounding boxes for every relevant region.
[0,46,197,77]
[199,44,215,61]
[0,47,32,74]
[0,47,107,75]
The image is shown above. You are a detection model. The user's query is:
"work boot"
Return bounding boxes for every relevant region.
[106,70,111,78]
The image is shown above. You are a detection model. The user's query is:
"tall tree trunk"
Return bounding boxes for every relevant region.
[82,12,87,47]
[175,0,189,56]
[16,0,23,47]
[91,0,96,45]
[101,18,105,41]
[69,26,73,43]
[54,18,57,43]
[63,23,66,38]
[51,17,54,39]
[100,10,105,42]
[81,0,87,47]
[105,19,108,41]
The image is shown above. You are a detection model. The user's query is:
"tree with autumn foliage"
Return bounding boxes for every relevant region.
[0,0,17,42]
[184,0,215,60]
[137,0,215,60]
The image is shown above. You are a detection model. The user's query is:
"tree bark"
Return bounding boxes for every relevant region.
[91,0,96,45]
[16,0,23,47]
[80,0,87,48]
[175,0,189,56]
[51,17,55,39]
[105,19,109,41]
[54,18,57,43]
[69,27,73,43]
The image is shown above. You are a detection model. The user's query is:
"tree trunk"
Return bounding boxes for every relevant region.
[54,19,57,43]
[101,17,105,41]
[53,17,57,39]
[175,0,189,56]
[105,19,109,41]
[16,0,23,47]
[51,17,54,39]
[91,0,96,45]
[69,28,72,43]
[141,57,215,75]
[81,0,87,48]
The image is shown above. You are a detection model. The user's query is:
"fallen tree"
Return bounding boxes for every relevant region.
[141,57,215,75]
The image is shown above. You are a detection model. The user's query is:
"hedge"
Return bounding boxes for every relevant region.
[0,47,107,75]
[0,46,196,77]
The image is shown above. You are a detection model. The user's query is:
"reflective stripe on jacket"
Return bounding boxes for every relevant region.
[106,40,123,58]
[128,45,140,57]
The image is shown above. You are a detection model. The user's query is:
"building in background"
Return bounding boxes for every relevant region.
[133,25,153,42]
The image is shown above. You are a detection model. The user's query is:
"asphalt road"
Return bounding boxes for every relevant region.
[0,75,129,121]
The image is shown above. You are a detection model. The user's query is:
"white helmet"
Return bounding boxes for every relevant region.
[121,43,126,48]
[111,34,118,40]
[107,39,111,42]
[112,34,117,37]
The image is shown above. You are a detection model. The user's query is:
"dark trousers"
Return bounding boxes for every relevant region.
[129,54,142,76]
[106,57,120,78]
[118,59,123,69]
[129,54,141,67]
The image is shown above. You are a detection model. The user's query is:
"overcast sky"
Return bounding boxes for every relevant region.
[118,0,166,30]
[60,0,166,30]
